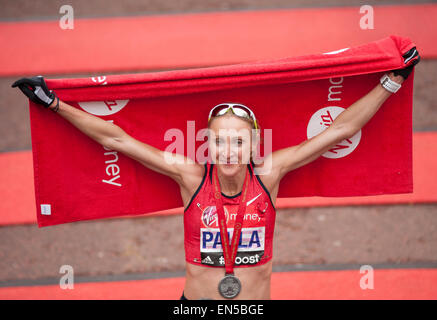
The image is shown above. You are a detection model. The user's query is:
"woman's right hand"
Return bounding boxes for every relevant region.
[12,76,58,109]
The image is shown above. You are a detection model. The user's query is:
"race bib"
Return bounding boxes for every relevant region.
[199,205,265,266]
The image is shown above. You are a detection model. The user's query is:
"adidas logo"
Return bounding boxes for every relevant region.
[201,256,214,265]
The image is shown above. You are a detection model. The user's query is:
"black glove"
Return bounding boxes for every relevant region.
[12,76,58,109]
[392,47,420,80]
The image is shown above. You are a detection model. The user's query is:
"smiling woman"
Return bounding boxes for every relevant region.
[12,45,418,298]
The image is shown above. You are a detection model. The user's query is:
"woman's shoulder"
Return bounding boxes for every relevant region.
[251,158,280,199]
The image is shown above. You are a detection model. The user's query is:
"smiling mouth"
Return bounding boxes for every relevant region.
[219,160,239,165]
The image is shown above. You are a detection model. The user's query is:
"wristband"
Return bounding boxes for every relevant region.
[50,95,60,113]
[380,74,401,93]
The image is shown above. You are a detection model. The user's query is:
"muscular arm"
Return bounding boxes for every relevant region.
[49,100,125,148]
[327,72,404,139]
[260,72,404,189]
[49,100,203,186]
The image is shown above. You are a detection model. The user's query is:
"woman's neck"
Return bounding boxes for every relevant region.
[217,165,247,196]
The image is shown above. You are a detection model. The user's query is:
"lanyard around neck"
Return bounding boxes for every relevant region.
[212,164,250,274]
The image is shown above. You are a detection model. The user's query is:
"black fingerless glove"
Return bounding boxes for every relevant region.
[12,76,59,111]
[392,47,421,80]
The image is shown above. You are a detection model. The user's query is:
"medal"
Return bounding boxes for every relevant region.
[218,273,242,299]
[212,164,251,299]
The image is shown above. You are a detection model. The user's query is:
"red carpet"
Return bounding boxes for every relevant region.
[0,268,436,300]
[0,4,436,76]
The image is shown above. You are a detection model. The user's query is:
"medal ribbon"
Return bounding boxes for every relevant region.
[212,164,250,275]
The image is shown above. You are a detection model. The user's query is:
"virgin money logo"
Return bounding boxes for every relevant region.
[91,76,107,85]
[78,100,129,116]
[201,206,229,228]
[307,106,361,159]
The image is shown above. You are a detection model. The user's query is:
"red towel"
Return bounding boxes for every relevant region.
[30,35,417,227]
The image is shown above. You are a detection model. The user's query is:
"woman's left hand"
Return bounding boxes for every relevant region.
[391,47,421,80]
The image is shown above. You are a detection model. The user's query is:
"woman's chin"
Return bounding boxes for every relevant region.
[217,163,240,175]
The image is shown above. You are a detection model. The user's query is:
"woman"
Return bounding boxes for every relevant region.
[12,62,417,300]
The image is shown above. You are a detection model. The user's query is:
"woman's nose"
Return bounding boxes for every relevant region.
[220,143,238,161]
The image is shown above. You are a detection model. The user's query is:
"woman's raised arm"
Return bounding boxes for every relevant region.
[12,76,203,187]
[268,69,414,186]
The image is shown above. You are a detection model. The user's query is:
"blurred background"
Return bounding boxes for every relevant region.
[0,0,436,299]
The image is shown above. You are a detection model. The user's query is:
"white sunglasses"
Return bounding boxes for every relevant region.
[208,103,258,131]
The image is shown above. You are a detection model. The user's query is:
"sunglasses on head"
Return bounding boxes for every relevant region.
[208,103,259,131]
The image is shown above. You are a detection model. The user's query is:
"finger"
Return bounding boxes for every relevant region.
[18,84,37,102]
[11,78,31,88]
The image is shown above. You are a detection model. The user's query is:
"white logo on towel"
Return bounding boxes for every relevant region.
[323,48,350,55]
[91,76,107,85]
[41,204,51,215]
[78,100,129,116]
[307,106,361,159]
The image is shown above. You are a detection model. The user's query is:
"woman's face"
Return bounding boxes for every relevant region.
[208,114,255,177]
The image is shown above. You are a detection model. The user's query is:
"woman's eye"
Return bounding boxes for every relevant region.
[233,139,243,146]
[215,138,243,145]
